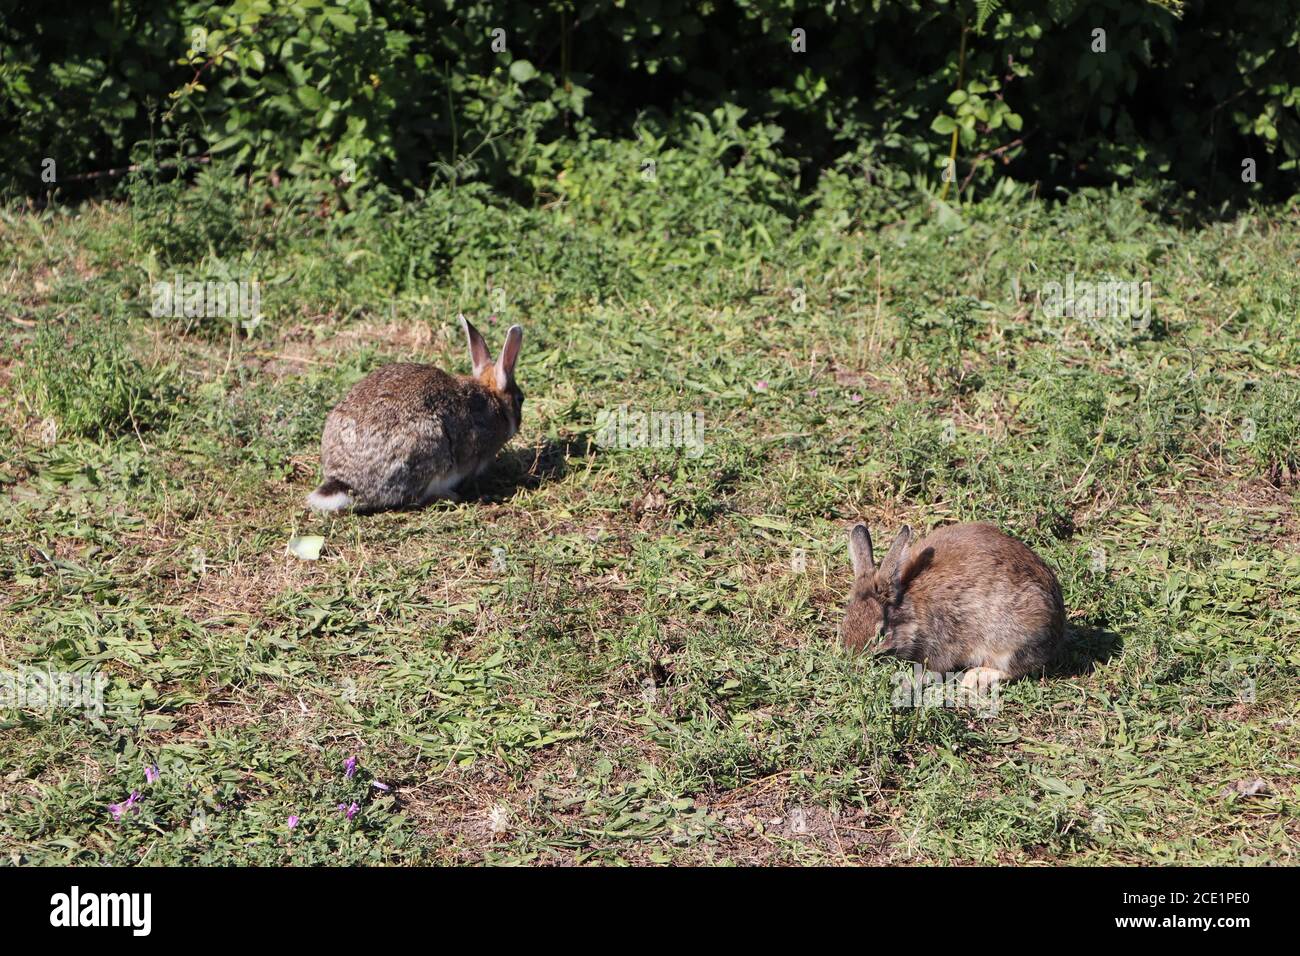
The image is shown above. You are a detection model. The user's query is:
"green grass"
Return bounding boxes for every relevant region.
[1,158,1298,865]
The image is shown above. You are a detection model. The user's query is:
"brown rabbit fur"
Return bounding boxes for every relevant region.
[842,522,1065,688]
[308,316,523,513]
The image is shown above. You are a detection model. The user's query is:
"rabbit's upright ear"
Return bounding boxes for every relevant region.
[461,314,492,377]
[494,324,523,391]
[848,524,875,579]
[879,525,914,598]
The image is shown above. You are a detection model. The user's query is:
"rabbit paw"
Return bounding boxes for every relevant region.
[960,667,1009,693]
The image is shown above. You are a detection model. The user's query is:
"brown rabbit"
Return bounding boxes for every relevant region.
[307,316,524,513]
[841,522,1065,689]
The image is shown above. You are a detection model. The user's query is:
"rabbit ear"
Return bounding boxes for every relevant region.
[848,524,875,578]
[494,324,523,390]
[879,525,914,597]
[460,314,492,377]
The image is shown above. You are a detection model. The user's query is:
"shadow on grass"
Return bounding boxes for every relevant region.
[460,433,594,503]
[1050,623,1123,678]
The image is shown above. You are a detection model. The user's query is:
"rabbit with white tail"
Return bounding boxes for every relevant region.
[307,315,524,513]
[841,522,1065,690]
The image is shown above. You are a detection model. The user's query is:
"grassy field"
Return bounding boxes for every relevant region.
[1,151,1298,865]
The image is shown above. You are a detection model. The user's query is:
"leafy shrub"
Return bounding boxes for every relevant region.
[377,182,516,289]
[532,106,800,284]
[19,318,174,441]
[1017,361,1113,464]
[1243,377,1300,485]
[124,139,256,264]
[377,108,803,300]
[896,297,985,394]
[3,1,1296,201]
[806,143,921,234]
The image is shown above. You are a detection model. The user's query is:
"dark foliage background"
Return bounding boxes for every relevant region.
[2,0,1297,202]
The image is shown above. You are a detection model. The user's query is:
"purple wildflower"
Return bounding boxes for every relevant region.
[145,765,160,784]
[344,756,358,779]
[288,815,300,829]
[108,790,141,821]
[339,802,359,820]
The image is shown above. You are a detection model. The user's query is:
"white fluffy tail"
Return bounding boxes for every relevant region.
[307,479,353,513]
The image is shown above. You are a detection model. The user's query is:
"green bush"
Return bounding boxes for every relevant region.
[124,138,257,265]
[378,181,516,288]
[1243,377,1300,485]
[3,1,1297,201]
[19,317,174,441]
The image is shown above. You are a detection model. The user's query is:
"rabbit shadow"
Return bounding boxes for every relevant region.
[1048,623,1123,678]
[457,433,594,503]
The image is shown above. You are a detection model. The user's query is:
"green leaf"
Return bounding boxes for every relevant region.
[509,59,538,84]
[1033,774,1085,798]
[930,114,957,135]
[209,133,245,153]
[326,13,356,33]
[294,86,323,110]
